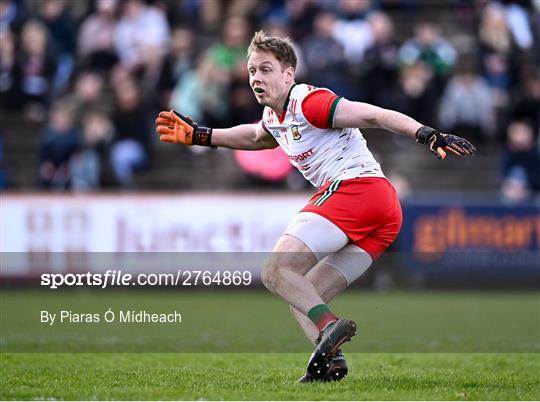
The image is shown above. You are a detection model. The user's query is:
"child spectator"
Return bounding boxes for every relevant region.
[500,119,540,193]
[70,109,114,191]
[38,101,79,189]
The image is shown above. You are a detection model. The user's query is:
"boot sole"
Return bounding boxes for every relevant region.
[306,319,357,378]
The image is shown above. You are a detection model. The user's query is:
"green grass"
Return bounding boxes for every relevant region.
[1,290,539,399]
[1,290,538,352]
[1,353,539,400]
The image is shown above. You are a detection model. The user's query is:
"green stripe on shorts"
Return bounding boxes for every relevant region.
[313,180,342,206]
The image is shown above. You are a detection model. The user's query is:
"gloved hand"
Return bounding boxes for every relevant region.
[155,110,214,147]
[416,126,477,159]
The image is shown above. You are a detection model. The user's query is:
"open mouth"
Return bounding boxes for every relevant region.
[254,87,265,93]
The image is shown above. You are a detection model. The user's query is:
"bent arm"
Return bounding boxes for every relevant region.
[211,123,279,150]
[333,98,477,159]
[333,99,423,139]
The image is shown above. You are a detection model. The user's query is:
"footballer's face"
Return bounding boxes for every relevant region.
[247,50,294,113]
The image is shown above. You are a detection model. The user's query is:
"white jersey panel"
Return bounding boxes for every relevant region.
[262,84,385,188]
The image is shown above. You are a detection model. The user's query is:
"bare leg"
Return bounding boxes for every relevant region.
[290,262,348,343]
[261,234,322,315]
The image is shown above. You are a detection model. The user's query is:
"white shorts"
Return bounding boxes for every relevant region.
[284,212,373,285]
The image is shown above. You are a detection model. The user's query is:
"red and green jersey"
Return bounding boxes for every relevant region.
[261,84,385,188]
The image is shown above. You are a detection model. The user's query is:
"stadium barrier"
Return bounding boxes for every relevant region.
[1,193,539,286]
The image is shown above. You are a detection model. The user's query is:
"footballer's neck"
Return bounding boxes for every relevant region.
[272,82,296,118]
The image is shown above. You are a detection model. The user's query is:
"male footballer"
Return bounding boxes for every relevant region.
[155,31,476,382]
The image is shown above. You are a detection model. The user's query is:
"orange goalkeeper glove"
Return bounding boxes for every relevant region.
[415,126,477,160]
[155,110,214,147]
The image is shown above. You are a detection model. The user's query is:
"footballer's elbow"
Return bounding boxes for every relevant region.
[365,106,385,128]
[252,127,278,149]
[257,136,279,149]
[266,140,279,149]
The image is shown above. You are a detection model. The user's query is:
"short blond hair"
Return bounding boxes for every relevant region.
[247,30,297,70]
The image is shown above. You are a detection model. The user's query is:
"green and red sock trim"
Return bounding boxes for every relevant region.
[308,304,338,332]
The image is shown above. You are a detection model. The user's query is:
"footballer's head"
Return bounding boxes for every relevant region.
[247,31,296,110]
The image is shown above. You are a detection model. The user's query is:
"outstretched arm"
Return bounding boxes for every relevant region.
[334,99,421,138]
[212,123,278,150]
[333,99,476,159]
[155,111,278,150]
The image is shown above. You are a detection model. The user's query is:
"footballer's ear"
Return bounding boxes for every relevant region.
[284,66,294,84]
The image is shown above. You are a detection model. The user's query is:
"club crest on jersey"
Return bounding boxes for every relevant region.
[291,125,301,140]
[272,130,281,138]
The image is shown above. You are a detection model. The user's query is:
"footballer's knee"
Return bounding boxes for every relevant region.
[262,254,293,293]
[261,262,278,294]
[261,264,295,294]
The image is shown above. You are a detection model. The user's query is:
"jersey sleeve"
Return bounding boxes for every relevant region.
[301,90,342,129]
[259,119,271,135]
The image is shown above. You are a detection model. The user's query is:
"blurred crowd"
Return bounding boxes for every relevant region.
[0,0,538,200]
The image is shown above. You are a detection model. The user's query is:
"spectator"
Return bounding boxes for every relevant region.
[226,0,264,20]
[136,43,168,105]
[110,78,149,188]
[38,101,80,189]
[61,70,112,123]
[78,0,119,71]
[500,166,532,203]
[114,0,170,71]
[501,0,534,50]
[327,0,382,69]
[37,0,76,95]
[362,12,399,106]
[439,63,496,141]
[70,109,114,191]
[0,28,21,110]
[391,61,439,128]
[283,0,321,42]
[0,0,536,195]
[387,171,412,200]
[166,26,196,81]
[512,69,540,133]
[398,22,457,93]
[0,0,25,33]
[207,16,250,74]
[478,2,518,103]
[16,19,58,121]
[335,0,377,20]
[197,0,222,32]
[330,11,373,67]
[479,3,514,55]
[155,27,196,109]
[500,119,540,193]
[170,55,229,128]
[301,11,348,95]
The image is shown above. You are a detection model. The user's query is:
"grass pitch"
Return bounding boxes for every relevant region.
[1,290,539,400]
[2,353,538,400]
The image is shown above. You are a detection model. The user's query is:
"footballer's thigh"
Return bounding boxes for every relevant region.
[283,211,350,261]
[261,211,349,296]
